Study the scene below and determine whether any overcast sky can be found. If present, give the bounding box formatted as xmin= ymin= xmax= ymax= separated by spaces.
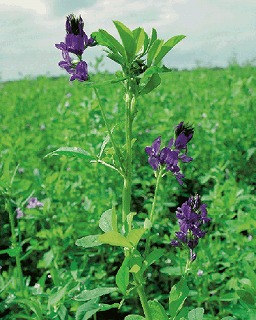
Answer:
xmin=0 ymin=0 xmax=255 ymax=81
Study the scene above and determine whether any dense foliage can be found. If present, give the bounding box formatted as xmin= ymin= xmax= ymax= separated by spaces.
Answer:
xmin=0 ymin=65 xmax=255 ymax=319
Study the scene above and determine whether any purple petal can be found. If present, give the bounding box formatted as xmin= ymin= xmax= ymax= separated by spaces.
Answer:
xmin=179 ymin=154 xmax=193 ymax=163
xmin=175 ymin=133 xmax=188 ymax=150
xmin=148 ymin=156 xmax=160 ymax=170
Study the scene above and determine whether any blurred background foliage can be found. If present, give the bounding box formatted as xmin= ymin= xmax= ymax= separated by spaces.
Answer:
xmin=0 ymin=64 xmax=255 ymax=319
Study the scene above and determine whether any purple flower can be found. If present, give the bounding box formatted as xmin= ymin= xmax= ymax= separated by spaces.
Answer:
xmin=145 ymin=122 xmax=194 ymax=184
xmin=70 ymin=61 xmax=89 ymax=82
xmin=26 ymin=197 xmax=44 ymax=209
xmin=171 ymin=194 xmax=211 ymax=261
xmin=58 ymin=14 xmax=95 ymax=56
xmin=16 ymin=208 xmax=24 ymax=219
xmin=55 ymin=14 xmax=95 ymax=81
xmin=145 ymin=136 xmax=162 ymax=170
xmin=58 ymin=50 xmax=88 ymax=82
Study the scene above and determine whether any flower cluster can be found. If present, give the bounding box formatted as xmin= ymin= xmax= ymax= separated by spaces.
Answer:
xmin=145 ymin=122 xmax=194 ymax=184
xmin=55 ymin=14 xmax=95 ymax=81
xmin=171 ymin=194 xmax=211 ymax=261
xmin=16 ymin=197 xmax=44 ymax=219
xmin=26 ymin=197 xmax=44 ymax=209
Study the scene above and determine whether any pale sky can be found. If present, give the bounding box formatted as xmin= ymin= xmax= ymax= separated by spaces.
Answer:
xmin=0 ymin=0 xmax=255 ymax=81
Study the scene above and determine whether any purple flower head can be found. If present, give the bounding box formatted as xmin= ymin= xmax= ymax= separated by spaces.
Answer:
xmin=145 ymin=122 xmax=194 ymax=184
xmin=16 ymin=208 xmax=24 ymax=219
xmin=55 ymin=14 xmax=95 ymax=81
xmin=26 ymin=197 xmax=44 ymax=209
xmin=171 ymin=194 xmax=211 ymax=261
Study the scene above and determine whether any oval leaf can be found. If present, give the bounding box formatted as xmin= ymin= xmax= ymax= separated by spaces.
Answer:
xmin=148 ymin=300 xmax=169 ymax=320
xmin=188 ymin=307 xmax=204 ymax=320
xmin=74 ymin=287 xmax=117 ymax=302
xmin=127 ymin=228 xmax=145 ymax=247
xmin=98 ymin=231 xmax=133 ymax=248
xmin=113 ymin=21 xmax=136 ymax=62
xmin=99 ymin=209 xmax=113 ymax=233
xmin=75 ymin=235 xmax=102 ymax=248
xmin=154 ymin=35 xmax=186 ymax=65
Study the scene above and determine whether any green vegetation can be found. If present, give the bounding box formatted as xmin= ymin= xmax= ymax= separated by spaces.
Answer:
xmin=0 ymin=65 xmax=255 ymax=319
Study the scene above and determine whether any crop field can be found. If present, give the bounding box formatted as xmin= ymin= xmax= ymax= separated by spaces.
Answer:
xmin=0 ymin=65 xmax=255 ymax=319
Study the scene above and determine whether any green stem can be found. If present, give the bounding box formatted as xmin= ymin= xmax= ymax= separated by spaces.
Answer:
xmin=136 ymin=282 xmax=152 ymax=320
xmin=7 ymin=199 xmax=25 ymax=296
xmin=144 ymin=169 xmax=163 ymax=257
xmin=94 ymin=87 xmax=124 ymax=173
xmin=122 ymin=87 xmax=135 ymax=232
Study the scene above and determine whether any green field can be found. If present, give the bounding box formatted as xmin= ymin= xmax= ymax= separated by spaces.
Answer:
xmin=0 ymin=65 xmax=255 ymax=319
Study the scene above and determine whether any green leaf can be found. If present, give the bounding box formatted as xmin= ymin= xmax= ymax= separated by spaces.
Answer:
xmin=99 ymin=303 xmax=120 ymax=311
xmin=75 ymin=299 xmax=100 ymax=320
xmin=45 ymin=147 xmax=93 ymax=161
xmin=93 ymin=29 xmax=126 ymax=58
xmin=99 ymin=209 xmax=113 ymax=233
xmin=107 ymin=52 xmax=124 ymax=65
xmin=133 ymin=27 xmax=146 ymax=54
xmin=124 ymin=315 xmax=145 ymax=320
xmin=126 ymin=228 xmax=145 ymax=247
xmin=98 ymin=231 xmax=133 ymax=248
xmin=148 ymin=28 xmax=157 ymax=49
xmin=113 ymin=21 xmax=136 ymax=62
xmin=147 ymin=39 xmax=164 ymax=66
xmin=48 ymin=286 xmax=67 ymax=307
xmin=188 ymin=308 xmax=204 ymax=320
xmin=142 ymin=66 xmax=172 ymax=77
xmin=160 ymin=266 xmax=182 ymax=276
xmin=237 ymin=289 xmax=255 ymax=305
xmin=148 ymin=300 xmax=169 ymax=320
xmin=116 ymin=256 xmax=130 ymax=294
xmin=140 ymin=73 xmax=161 ymax=95
xmin=154 ymin=35 xmax=186 ymax=65
xmin=75 ymin=235 xmax=102 ymax=248
xmin=74 ymin=287 xmax=117 ymax=302
xmin=169 ymin=278 xmax=189 ymax=319
xmin=0 ymin=247 xmax=21 ymax=257
xmin=142 ymin=248 xmax=165 ymax=273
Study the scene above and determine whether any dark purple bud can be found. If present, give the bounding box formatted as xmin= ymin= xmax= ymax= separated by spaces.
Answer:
xmin=175 ymin=122 xmax=194 ymax=143
xmin=66 ymin=14 xmax=84 ymax=36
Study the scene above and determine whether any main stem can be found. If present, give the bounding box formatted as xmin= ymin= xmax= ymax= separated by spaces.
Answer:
xmin=122 ymin=84 xmax=135 ymax=232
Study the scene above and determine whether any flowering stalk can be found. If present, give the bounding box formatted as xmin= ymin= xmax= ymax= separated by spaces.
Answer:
xmin=144 ymin=167 xmax=164 ymax=257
